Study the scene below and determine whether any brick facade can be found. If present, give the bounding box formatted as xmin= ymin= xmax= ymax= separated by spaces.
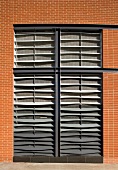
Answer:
xmin=0 ymin=0 xmax=118 ymax=163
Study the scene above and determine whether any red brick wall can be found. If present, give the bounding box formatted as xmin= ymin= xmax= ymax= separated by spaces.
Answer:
xmin=0 ymin=0 xmax=118 ymax=163
xmin=103 ymin=30 xmax=118 ymax=68
xmin=103 ymin=30 xmax=118 ymax=163
xmin=103 ymin=73 xmax=118 ymax=163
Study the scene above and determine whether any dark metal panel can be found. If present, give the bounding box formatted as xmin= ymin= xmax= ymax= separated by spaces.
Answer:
xmin=13 ymin=68 xmax=55 ymax=74
xmin=60 ymin=68 xmax=118 ymax=73
xmin=14 ymin=23 xmax=118 ymax=30
xmin=13 ymin=68 xmax=118 ymax=74
xmin=13 ymin=155 xmax=103 ymax=163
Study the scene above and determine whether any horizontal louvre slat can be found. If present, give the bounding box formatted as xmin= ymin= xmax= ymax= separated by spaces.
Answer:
xmin=61 ymin=124 xmax=100 ymax=128
xmin=15 ymin=60 xmax=54 ymax=62
xmin=61 ymin=132 xmax=101 ymax=137
xmin=14 ymin=133 xmax=53 ymax=137
xmin=61 ymin=141 xmax=101 ymax=145
xmin=61 ymin=113 xmax=100 ymax=116
xmin=61 ymin=96 xmax=100 ymax=98
xmin=15 ymin=40 xmax=54 ymax=42
xmin=61 ymin=52 xmax=100 ymax=55
xmin=61 ymin=39 xmax=100 ymax=41
xmin=61 ymin=146 xmax=101 ymax=149
xmin=61 ymin=90 xmax=101 ymax=93
xmin=14 ymin=113 xmax=53 ymax=116
xmin=60 ymin=149 xmax=101 ymax=154
xmin=14 ymin=108 xmax=54 ymax=111
xmin=14 ymin=96 xmax=54 ymax=99
xmin=61 ymin=118 xmax=100 ymax=122
xmin=14 ymin=141 xmax=53 ymax=145
xmin=15 ymin=46 xmax=54 ymax=49
xmin=14 ymin=153 xmax=53 ymax=156
xmin=14 ymin=118 xmax=53 ymax=123
xmin=15 ymin=53 xmax=54 ymax=56
xmin=14 ymin=83 xmax=54 ymax=87
xmin=61 ymin=59 xmax=100 ymax=61
xmin=14 ymin=128 xmax=53 ymax=132
xmin=61 ymin=76 xmax=100 ymax=79
xmin=14 ymin=102 xmax=54 ymax=106
xmin=14 ymin=146 xmax=53 ymax=150
xmin=61 ymin=108 xmax=100 ymax=112
xmin=61 ymin=46 xmax=100 ymax=48
xmin=61 ymin=129 xmax=100 ymax=132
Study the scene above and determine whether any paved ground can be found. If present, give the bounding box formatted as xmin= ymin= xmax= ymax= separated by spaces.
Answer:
xmin=0 ymin=163 xmax=118 ymax=170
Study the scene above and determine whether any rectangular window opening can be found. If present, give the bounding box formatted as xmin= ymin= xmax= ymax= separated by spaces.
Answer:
xmin=14 ymin=26 xmax=103 ymax=163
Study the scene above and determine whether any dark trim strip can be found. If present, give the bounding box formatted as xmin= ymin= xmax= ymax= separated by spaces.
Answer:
xmin=55 ymin=72 xmax=60 ymax=157
xmin=13 ymin=68 xmax=118 ymax=74
xmin=13 ymin=68 xmax=55 ymax=74
xmin=14 ymin=24 xmax=118 ymax=30
xmin=55 ymin=29 xmax=60 ymax=68
xmin=55 ymin=29 xmax=60 ymax=157
xmin=13 ymin=156 xmax=103 ymax=163
xmin=60 ymin=68 xmax=118 ymax=73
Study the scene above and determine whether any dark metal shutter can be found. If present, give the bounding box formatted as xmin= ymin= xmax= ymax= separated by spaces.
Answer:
xmin=60 ymin=31 xmax=101 ymax=67
xmin=14 ymin=27 xmax=102 ymax=160
xmin=60 ymin=31 xmax=102 ymax=156
xmin=60 ymin=74 xmax=102 ymax=156
xmin=14 ymin=30 xmax=55 ymax=68
xmin=14 ymin=30 xmax=55 ymax=156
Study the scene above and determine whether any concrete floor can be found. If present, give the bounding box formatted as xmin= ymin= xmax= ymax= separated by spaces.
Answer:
xmin=0 ymin=163 xmax=118 ymax=170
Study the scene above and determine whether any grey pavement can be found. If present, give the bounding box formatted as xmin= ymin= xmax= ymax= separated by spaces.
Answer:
xmin=0 ymin=163 xmax=118 ymax=170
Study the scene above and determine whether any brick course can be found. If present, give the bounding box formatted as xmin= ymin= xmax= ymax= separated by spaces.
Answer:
xmin=0 ymin=0 xmax=118 ymax=163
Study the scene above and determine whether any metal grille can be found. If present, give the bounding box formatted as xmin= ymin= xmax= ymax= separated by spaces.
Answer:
xmin=14 ymin=74 xmax=55 ymax=156
xmin=14 ymin=30 xmax=55 ymax=156
xmin=14 ymin=27 xmax=102 ymax=160
xmin=60 ymin=31 xmax=101 ymax=67
xmin=14 ymin=30 xmax=55 ymax=68
xmin=60 ymin=74 xmax=102 ymax=156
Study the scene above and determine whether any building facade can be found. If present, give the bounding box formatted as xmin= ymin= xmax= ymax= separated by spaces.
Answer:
xmin=0 ymin=0 xmax=118 ymax=163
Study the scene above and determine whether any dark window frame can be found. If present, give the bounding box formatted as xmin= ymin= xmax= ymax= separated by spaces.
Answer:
xmin=13 ymin=25 xmax=107 ymax=162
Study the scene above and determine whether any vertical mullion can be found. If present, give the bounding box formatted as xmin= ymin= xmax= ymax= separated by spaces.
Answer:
xmin=100 ymin=30 xmax=102 ymax=68
xmin=80 ymin=32 xmax=82 ymax=67
xmin=34 ymin=30 xmax=36 ymax=68
xmin=14 ymin=32 xmax=17 ymax=68
xmin=55 ymin=29 xmax=60 ymax=157
xmin=55 ymin=29 xmax=60 ymax=68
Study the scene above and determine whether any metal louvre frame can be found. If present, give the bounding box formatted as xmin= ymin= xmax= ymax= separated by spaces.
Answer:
xmin=14 ymin=30 xmax=55 ymax=68
xmin=14 ymin=27 xmax=103 ymax=162
xmin=60 ymin=30 xmax=101 ymax=68
xmin=14 ymin=29 xmax=56 ymax=156
xmin=14 ymin=74 xmax=55 ymax=156
xmin=60 ymin=74 xmax=102 ymax=156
